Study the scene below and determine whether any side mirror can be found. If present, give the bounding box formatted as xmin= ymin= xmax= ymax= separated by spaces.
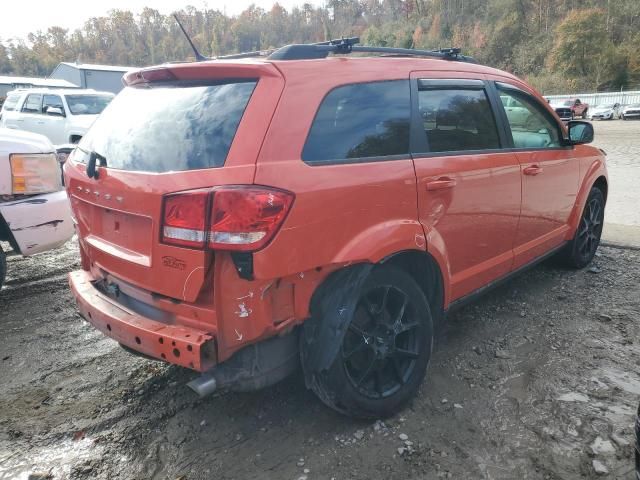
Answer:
xmin=45 ymin=106 xmax=65 ymax=117
xmin=567 ymin=120 xmax=594 ymax=145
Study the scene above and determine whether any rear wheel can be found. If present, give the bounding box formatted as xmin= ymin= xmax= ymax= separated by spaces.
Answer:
xmin=0 ymin=247 xmax=6 ymax=290
xmin=559 ymin=187 xmax=605 ymax=268
xmin=582 ymin=109 xmax=588 ymax=119
xmin=305 ymin=265 xmax=433 ymax=418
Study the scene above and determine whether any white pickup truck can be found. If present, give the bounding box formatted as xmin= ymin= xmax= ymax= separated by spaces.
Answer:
xmin=0 ymin=128 xmax=74 ymax=289
xmin=0 ymin=88 xmax=114 ymax=144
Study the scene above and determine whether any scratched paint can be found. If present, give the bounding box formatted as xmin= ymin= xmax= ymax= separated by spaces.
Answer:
xmin=236 ymin=303 xmax=252 ymax=318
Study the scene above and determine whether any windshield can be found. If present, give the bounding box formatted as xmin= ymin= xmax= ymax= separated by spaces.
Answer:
xmin=78 ymin=81 xmax=257 ymax=173
xmin=599 ymin=104 xmax=615 ymax=109
xmin=65 ymin=94 xmax=114 ymax=115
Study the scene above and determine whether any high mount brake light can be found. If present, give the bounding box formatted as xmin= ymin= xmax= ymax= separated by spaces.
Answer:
xmin=161 ymin=186 xmax=294 ymax=252
xmin=125 ymin=68 xmax=178 ymax=86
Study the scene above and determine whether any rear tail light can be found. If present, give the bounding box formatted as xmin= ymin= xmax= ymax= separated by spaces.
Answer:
xmin=161 ymin=186 xmax=294 ymax=252
xmin=162 ymin=190 xmax=209 ymax=248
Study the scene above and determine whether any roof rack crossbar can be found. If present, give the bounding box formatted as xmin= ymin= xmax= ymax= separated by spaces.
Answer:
xmin=216 ymin=37 xmax=361 ymax=61
xmin=266 ymin=39 xmax=477 ymax=63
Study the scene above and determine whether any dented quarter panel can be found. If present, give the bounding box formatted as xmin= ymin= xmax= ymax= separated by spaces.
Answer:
xmin=0 ymin=190 xmax=74 ymax=255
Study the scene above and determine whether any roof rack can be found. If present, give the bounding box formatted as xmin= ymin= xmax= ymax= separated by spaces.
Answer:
xmin=267 ymin=37 xmax=477 ymax=63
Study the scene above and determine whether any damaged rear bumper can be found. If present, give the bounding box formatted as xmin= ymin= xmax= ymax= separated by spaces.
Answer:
xmin=69 ymin=270 xmax=216 ymax=371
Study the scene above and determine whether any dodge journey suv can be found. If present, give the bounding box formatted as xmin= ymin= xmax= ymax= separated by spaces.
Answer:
xmin=64 ymin=40 xmax=607 ymax=418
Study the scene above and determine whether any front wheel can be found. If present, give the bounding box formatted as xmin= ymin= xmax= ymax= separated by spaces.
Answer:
xmin=558 ymin=187 xmax=605 ymax=268
xmin=304 ymin=265 xmax=433 ymax=418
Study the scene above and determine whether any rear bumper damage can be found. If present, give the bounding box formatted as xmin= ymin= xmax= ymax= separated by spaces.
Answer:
xmin=69 ymin=269 xmax=216 ymax=371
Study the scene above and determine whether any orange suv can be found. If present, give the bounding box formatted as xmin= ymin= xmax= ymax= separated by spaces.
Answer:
xmin=64 ymin=40 xmax=607 ymax=418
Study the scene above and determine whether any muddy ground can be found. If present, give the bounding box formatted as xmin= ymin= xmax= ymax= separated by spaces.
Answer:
xmin=1 ymin=123 xmax=640 ymax=480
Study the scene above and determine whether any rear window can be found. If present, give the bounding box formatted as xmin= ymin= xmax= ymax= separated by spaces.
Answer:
xmin=2 ymin=94 xmax=20 ymax=111
xmin=78 ymin=81 xmax=256 ymax=172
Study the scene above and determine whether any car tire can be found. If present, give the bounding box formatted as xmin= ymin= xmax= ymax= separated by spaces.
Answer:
xmin=582 ymin=109 xmax=588 ymax=119
xmin=0 ymin=247 xmax=6 ymax=290
xmin=304 ymin=265 xmax=433 ymax=418
xmin=558 ymin=187 xmax=605 ymax=269
xmin=622 ymin=115 xmax=627 ymax=121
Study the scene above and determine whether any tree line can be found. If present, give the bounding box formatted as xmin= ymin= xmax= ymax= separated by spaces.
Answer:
xmin=1 ymin=0 xmax=639 ymax=94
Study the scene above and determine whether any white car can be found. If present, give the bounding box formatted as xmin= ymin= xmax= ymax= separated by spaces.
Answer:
xmin=621 ymin=103 xmax=640 ymax=120
xmin=0 ymin=88 xmax=114 ymax=144
xmin=589 ymin=103 xmax=621 ymax=120
xmin=0 ymin=128 xmax=74 ymax=289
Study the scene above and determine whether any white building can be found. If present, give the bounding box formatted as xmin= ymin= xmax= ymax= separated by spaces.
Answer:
xmin=49 ymin=62 xmax=134 ymax=94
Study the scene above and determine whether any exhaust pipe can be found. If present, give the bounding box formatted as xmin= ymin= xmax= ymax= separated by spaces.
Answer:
xmin=187 ymin=374 xmax=217 ymax=397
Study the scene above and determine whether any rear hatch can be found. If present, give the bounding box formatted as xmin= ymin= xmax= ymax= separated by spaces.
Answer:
xmin=64 ymin=61 xmax=284 ymax=302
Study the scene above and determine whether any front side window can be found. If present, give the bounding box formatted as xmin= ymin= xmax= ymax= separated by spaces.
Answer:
xmin=65 ymin=94 xmax=114 ymax=115
xmin=22 ymin=94 xmax=42 ymax=113
xmin=43 ymin=95 xmax=64 ymax=113
xmin=302 ymin=80 xmax=410 ymax=164
xmin=497 ymin=86 xmax=562 ymax=149
xmin=418 ymin=86 xmax=500 ymax=153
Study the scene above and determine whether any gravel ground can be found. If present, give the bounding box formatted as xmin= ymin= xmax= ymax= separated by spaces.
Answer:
xmin=1 ymin=123 xmax=640 ymax=480
xmin=592 ymin=120 xmax=640 ymax=246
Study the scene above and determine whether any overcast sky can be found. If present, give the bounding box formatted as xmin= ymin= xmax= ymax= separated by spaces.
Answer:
xmin=1 ymin=0 xmax=321 ymax=41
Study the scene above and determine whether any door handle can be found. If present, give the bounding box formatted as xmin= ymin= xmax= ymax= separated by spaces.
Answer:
xmin=426 ymin=177 xmax=457 ymax=191
xmin=523 ymin=165 xmax=543 ymax=176
xmin=37 ymin=121 xmax=45 ymax=124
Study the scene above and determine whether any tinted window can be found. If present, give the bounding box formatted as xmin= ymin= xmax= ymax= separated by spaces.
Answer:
xmin=2 ymin=94 xmax=20 ymax=111
xmin=78 ymin=82 xmax=256 ymax=172
xmin=497 ymin=86 xmax=561 ymax=149
xmin=43 ymin=95 xmax=63 ymax=113
xmin=418 ymin=87 xmax=500 ymax=153
xmin=22 ymin=94 xmax=42 ymax=113
xmin=65 ymin=94 xmax=113 ymax=115
xmin=302 ymin=80 xmax=410 ymax=163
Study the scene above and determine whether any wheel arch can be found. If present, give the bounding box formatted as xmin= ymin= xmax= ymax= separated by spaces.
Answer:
xmin=380 ymin=249 xmax=445 ymax=325
xmin=0 ymin=212 xmax=20 ymax=254
xmin=593 ymin=175 xmax=608 ymax=202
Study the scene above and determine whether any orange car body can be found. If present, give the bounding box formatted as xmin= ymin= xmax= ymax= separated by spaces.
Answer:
xmin=64 ymin=56 xmax=607 ymax=374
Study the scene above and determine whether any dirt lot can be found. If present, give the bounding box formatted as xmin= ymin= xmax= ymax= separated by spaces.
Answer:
xmin=1 ymin=123 xmax=640 ymax=480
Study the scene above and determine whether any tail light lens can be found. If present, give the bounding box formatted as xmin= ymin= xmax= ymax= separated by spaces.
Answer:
xmin=162 ymin=190 xmax=209 ymax=248
xmin=161 ymin=186 xmax=294 ymax=252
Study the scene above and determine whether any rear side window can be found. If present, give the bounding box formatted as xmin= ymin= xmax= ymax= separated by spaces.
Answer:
xmin=2 ymin=94 xmax=20 ymax=111
xmin=78 ymin=81 xmax=256 ymax=173
xmin=302 ymin=80 xmax=410 ymax=164
xmin=22 ymin=94 xmax=42 ymax=113
xmin=418 ymin=87 xmax=500 ymax=153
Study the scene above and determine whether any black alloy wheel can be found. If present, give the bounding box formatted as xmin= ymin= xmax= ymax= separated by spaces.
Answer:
xmin=558 ymin=187 xmax=605 ymax=268
xmin=342 ymin=285 xmax=422 ymax=399
xmin=304 ymin=265 xmax=433 ymax=418
xmin=576 ymin=194 xmax=604 ymax=263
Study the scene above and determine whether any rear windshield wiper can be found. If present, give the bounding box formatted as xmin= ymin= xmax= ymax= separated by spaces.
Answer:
xmin=86 ymin=150 xmax=107 ymax=179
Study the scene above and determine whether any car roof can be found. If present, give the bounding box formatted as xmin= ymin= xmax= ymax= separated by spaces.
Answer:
xmin=131 ymin=56 xmax=523 ymax=86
